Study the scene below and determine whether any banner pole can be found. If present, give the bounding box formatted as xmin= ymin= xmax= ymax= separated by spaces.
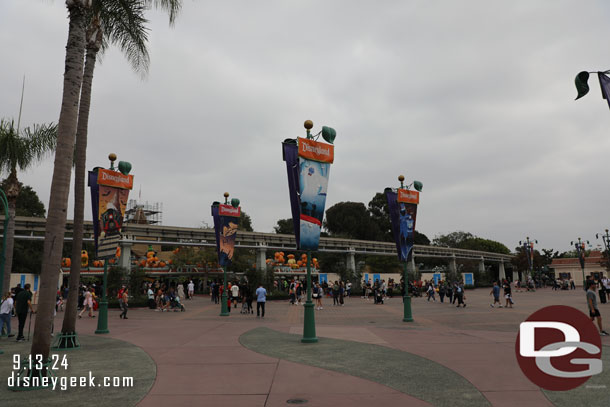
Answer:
xmin=403 ymin=260 xmax=413 ymax=322
xmin=220 ymin=266 xmax=229 ymax=316
xmin=95 ymin=261 xmax=110 ymax=334
xmin=301 ymin=251 xmax=317 ymax=343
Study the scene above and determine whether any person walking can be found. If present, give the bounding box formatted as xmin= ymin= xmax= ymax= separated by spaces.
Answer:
xmin=587 ymin=281 xmax=609 ymax=336
xmin=490 ymin=281 xmax=502 ymax=308
xmin=0 ymin=291 xmax=15 ymax=338
xmin=255 ymin=283 xmax=267 ymax=318
xmin=177 ymin=282 xmax=185 ymax=303
xmin=333 ymin=281 xmax=340 ymax=306
xmin=187 ymin=280 xmax=195 ymax=299
xmin=231 ymin=282 xmax=240 ymax=310
xmin=452 ymin=283 xmax=458 ymax=304
xmin=313 ymin=283 xmax=323 ymax=310
xmin=438 ymin=283 xmax=446 ymax=303
xmin=445 ymin=283 xmax=453 ymax=304
xmin=503 ymin=280 xmax=513 ymax=308
xmin=78 ymin=286 xmax=95 ymax=318
xmin=427 ymin=283 xmax=436 ymax=302
xmin=455 ymin=283 xmax=466 ymax=308
xmin=119 ymin=288 xmax=129 ymax=319
xmin=15 ymin=284 xmax=34 ymax=342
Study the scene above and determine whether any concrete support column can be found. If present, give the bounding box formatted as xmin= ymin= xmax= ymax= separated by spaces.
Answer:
xmin=449 ymin=254 xmax=457 ymax=274
xmin=478 ymin=257 xmax=485 ymax=274
xmin=513 ymin=271 xmax=520 ymax=282
xmin=119 ymin=241 xmax=132 ymax=271
xmin=499 ymin=261 xmax=506 ymax=281
xmin=346 ymin=248 xmax=356 ymax=277
xmin=256 ymin=244 xmax=267 ymax=274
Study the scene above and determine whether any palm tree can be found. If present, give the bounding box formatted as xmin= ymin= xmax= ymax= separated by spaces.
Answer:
xmin=0 ymin=119 xmax=57 ymax=293
xmin=58 ymin=0 xmax=182 ymax=345
xmin=30 ymin=0 xmax=91 ymax=364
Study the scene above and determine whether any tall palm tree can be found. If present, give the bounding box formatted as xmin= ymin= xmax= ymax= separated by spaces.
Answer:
xmin=0 ymin=119 xmax=57 ymax=293
xmin=30 ymin=0 xmax=91 ymax=363
xmin=59 ymin=0 xmax=181 ymax=344
xmin=60 ymin=1 xmax=149 ymax=346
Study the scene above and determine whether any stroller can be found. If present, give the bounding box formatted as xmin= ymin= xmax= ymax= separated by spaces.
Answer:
xmin=169 ymin=295 xmax=185 ymax=312
xmin=375 ymin=288 xmax=384 ymax=304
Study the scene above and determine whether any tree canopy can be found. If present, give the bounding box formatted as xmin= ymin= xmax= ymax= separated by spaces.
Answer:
xmin=433 ymin=231 xmax=510 ymax=254
xmin=273 ymin=218 xmax=294 ymax=235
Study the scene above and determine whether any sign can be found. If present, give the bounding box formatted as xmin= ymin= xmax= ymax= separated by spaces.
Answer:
xmin=433 ymin=273 xmax=441 ymax=285
xmin=283 ymin=137 xmax=334 ymax=251
xmin=398 ymin=189 xmax=419 ymax=204
xmin=298 ymin=137 xmax=334 ymax=163
xmin=463 ymin=273 xmax=474 ymax=286
xmin=386 ymin=189 xmax=418 ymax=262
xmin=516 ymin=305 xmax=602 ymax=391
xmin=97 ymin=168 xmax=134 ymax=189
xmin=89 ymin=169 xmax=133 ymax=259
xmin=212 ymin=204 xmax=240 ymax=267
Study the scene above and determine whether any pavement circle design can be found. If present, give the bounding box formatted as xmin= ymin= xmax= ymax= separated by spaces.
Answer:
xmin=240 ymin=326 xmax=490 ymax=407
xmin=0 ymin=334 xmax=156 ymax=406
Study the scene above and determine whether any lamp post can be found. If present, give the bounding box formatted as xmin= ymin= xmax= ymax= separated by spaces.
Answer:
xmin=519 ymin=237 xmax=537 ymax=286
xmin=396 ymin=175 xmax=423 ymax=322
xmin=572 ymin=237 xmax=590 ymax=289
xmin=219 ymin=192 xmax=230 ymax=317
xmin=0 ymin=188 xmax=8 ymax=354
xmin=91 ymin=153 xmax=133 ymax=334
xmin=596 ymin=230 xmax=610 ymax=275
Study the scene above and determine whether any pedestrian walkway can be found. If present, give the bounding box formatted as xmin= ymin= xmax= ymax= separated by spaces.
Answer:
xmin=0 ymin=288 xmax=608 ymax=406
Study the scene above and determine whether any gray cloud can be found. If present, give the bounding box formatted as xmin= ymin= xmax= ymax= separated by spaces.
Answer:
xmin=2 ymin=0 xmax=610 ymax=253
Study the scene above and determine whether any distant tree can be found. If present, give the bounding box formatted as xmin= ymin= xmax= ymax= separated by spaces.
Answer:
xmin=0 ymin=181 xmax=46 ymax=275
xmin=239 ymin=210 xmax=253 ymax=232
xmin=459 ymin=237 xmax=510 ymax=254
xmin=273 ymin=218 xmax=294 ymax=235
xmin=414 ymin=231 xmax=431 ymax=245
xmin=368 ymin=192 xmax=392 ymax=241
xmin=324 ymin=201 xmax=381 ymax=240
xmin=432 ymin=231 xmax=475 ymax=248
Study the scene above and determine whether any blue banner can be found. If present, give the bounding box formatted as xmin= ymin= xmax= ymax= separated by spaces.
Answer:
xmin=386 ymin=188 xmax=418 ymax=262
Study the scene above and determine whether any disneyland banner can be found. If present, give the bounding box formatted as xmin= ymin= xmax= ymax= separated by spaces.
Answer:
xmin=282 ymin=138 xmax=333 ymax=251
xmin=386 ymin=188 xmax=418 ymax=262
xmin=212 ymin=203 xmax=240 ymax=267
xmin=88 ymin=169 xmax=133 ymax=259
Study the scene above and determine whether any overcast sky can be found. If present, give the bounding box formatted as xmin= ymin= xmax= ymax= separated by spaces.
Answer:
xmin=2 ymin=1 xmax=610 ymax=253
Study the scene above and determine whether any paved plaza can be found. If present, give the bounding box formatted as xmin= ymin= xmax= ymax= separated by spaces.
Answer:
xmin=0 ymin=287 xmax=609 ymax=407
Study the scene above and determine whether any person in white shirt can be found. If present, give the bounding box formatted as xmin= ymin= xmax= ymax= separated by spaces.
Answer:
xmin=231 ymin=283 xmax=240 ymax=309
xmin=0 ymin=291 xmax=15 ymax=337
xmin=187 ymin=281 xmax=195 ymax=299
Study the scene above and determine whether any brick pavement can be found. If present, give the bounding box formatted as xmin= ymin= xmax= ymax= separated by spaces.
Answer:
xmin=41 ymin=287 xmax=610 ymax=406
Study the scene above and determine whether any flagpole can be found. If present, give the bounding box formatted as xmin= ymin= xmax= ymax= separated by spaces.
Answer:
xmin=301 ymin=251 xmax=317 ymax=343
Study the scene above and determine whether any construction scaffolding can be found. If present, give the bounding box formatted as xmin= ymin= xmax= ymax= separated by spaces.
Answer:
xmin=124 ymin=200 xmax=163 ymax=225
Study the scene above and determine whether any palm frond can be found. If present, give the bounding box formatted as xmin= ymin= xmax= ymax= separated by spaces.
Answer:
xmin=97 ymin=0 xmax=151 ymax=75
xmin=22 ymin=123 xmax=58 ymax=162
xmin=150 ymin=0 xmax=181 ymax=26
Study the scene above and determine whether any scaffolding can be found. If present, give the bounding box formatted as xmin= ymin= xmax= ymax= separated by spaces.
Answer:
xmin=124 ymin=200 xmax=163 ymax=225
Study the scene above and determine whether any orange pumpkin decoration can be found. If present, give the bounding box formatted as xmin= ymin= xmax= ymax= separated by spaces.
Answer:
xmin=81 ymin=250 xmax=88 ymax=267
xmin=159 ymin=261 xmax=166 ymax=267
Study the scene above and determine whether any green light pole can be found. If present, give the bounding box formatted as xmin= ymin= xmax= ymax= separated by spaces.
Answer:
xmin=397 ymin=175 xmax=420 ymax=323
xmin=95 ymin=153 xmax=132 ymax=334
xmin=219 ymin=192 xmax=230 ymax=317
xmin=301 ymin=249 xmax=317 ymax=343
xmin=571 ymin=237 xmax=589 ymax=289
xmin=519 ymin=237 xmax=537 ymax=286
xmin=0 ymin=188 xmax=9 ymax=354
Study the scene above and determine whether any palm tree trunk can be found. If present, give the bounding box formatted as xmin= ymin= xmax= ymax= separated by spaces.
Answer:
xmin=2 ymin=168 xmax=19 ymax=293
xmin=31 ymin=1 xmax=89 ymax=361
xmin=62 ymin=20 xmax=100 ymax=339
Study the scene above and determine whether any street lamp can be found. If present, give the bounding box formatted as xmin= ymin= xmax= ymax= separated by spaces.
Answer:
xmin=385 ymin=174 xmax=423 ymax=322
xmin=571 ymin=237 xmax=589 ymax=289
xmin=282 ymin=120 xmax=336 ymax=343
xmin=211 ymin=192 xmax=241 ymax=317
xmin=89 ymin=153 xmax=134 ymax=335
xmin=519 ymin=237 xmax=537 ymax=287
